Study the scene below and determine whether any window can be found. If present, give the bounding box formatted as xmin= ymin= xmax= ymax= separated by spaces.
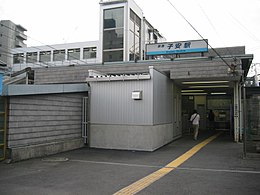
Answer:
xmin=103 ymin=7 xmax=124 ymax=62
xmin=103 ymin=50 xmax=123 ymax=62
xmin=26 ymin=52 xmax=37 ymax=63
xmin=83 ymin=47 xmax=96 ymax=59
xmin=104 ymin=7 xmax=124 ymax=29
xmin=103 ymin=29 xmax=124 ymax=50
xmin=53 ymin=49 xmax=65 ymax=61
xmin=13 ymin=53 xmax=24 ymax=64
xmin=39 ymin=51 xmax=51 ymax=62
xmin=68 ymin=48 xmax=80 ymax=60
xmin=129 ymin=9 xmax=141 ymax=61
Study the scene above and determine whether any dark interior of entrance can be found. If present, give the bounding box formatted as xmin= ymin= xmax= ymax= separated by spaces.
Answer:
xmin=182 ymin=95 xmax=232 ymax=133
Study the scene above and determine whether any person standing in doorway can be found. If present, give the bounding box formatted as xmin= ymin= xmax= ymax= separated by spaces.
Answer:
xmin=190 ymin=110 xmax=200 ymax=140
xmin=208 ymin=109 xmax=215 ymax=131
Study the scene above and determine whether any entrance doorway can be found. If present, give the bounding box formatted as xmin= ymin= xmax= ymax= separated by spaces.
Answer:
xmin=181 ymin=95 xmax=232 ymax=134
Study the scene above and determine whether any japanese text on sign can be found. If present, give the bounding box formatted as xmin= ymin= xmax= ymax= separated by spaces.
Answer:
xmin=146 ymin=39 xmax=208 ymax=56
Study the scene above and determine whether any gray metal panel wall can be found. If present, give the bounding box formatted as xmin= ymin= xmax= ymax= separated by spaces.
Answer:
xmin=8 ymin=93 xmax=86 ymax=147
xmin=152 ymin=69 xmax=173 ymax=124
xmin=90 ymin=80 xmax=153 ymax=125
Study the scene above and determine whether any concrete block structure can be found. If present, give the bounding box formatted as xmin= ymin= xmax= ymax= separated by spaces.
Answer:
xmin=3 ymin=85 xmax=88 ymax=161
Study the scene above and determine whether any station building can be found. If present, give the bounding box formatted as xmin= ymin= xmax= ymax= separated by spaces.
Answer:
xmin=0 ymin=0 xmax=256 ymax=161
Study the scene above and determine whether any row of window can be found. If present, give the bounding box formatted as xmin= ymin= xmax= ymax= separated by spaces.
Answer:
xmin=13 ymin=47 xmax=97 ymax=64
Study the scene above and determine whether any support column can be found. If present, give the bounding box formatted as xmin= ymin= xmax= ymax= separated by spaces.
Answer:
xmin=233 ymin=81 xmax=239 ymax=142
xmin=239 ymin=83 xmax=243 ymax=141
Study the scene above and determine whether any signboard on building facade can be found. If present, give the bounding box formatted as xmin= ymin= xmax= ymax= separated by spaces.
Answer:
xmin=146 ymin=39 xmax=208 ymax=56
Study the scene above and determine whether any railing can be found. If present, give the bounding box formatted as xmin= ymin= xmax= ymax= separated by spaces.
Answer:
xmin=3 ymin=67 xmax=34 ymax=85
xmin=82 ymin=97 xmax=89 ymax=144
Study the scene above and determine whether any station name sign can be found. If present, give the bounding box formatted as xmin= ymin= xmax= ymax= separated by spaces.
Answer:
xmin=146 ymin=39 xmax=208 ymax=56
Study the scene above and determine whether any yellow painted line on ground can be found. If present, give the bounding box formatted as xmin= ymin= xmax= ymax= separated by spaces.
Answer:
xmin=113 ymin=132 xmax=222 ymax=195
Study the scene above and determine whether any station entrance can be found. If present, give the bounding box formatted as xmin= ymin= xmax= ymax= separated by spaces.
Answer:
xmin=177 ymin=79 xmax=239 ymax=141
xmin=182 ymin=95 xmax=232 ymax=133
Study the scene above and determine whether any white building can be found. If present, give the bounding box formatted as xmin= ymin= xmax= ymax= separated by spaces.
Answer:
xmin=0 ymin=20 xmax=27 ymax=67
xmin=11 ymin=0 xmax=165 ymax=72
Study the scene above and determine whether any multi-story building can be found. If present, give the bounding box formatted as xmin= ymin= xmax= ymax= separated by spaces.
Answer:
xmin=0 ymin=20 xmax=27 ymax=67
xmin=11 ymin=0 xmax=164 ymax=72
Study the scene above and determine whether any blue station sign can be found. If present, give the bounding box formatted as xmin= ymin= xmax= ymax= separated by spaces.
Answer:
xmin=146 ymin=39 xmax=208 ymax=56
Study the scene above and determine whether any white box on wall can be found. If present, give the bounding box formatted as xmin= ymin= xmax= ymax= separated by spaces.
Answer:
xmin=132 ymin=91 xmax=142 ymax=100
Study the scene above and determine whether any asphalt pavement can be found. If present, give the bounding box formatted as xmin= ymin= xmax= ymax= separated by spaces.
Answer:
xmin=0 ymin=131 xmax=259 ymax=195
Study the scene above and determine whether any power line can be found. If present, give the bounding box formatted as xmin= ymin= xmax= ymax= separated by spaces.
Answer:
xmin=198 ymin=4 xmax=235 ymax=60
xmin=227 ymin=12 xmax=260 ymax=43
xmin=166 ymin=0 xmax=234 ymax=70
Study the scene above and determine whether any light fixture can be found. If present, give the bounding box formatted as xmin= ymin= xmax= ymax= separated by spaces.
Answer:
xmin=210 ymin=92 xmax=227 ymax=95
xmin=181 ymin=90 xmax=204 ymax=92
xmin=182 ymin=81 xmax=229 ymax=85
xmin=188 ymin=85 xmax=229 ymax=88
xmin=181 ymin=93 xmax=208 ymax=95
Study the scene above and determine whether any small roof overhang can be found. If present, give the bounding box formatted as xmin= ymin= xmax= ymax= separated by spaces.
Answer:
xmin=2 ymin=84 xmax=89 ymax=96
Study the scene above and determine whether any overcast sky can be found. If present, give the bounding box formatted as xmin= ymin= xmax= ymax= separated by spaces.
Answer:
xmin=1 ymin=0 xmax=259 ymax=74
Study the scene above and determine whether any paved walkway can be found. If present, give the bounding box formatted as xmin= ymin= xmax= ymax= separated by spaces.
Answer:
xmin=0 ymin=131 xmax=259 ymax=195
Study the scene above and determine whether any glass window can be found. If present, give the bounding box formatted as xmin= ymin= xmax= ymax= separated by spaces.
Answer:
xmin=135 ymin=35 xmax=140 ymax=54
xmin=13 ymin=53 xmax=24 ymax=64
xmin=103 ymin=29 xmax=124 ymax=50
xmin=103 ymin=50 xmax=123 ymax=62
xmin=135 ymin=24 xmax=140 ymax=36
xmin=26 ymin=52 xmax=37 ymax=63
xmin=129 ymin=31 xmax=135 ymax=53
xmin=135 ymin=15 xmax=141 ymax=27
xmin=39 ymin=51 xmax=51 ymax=62
xmin=83 ymin=47 xmax=97 ymax=59
xmin=129 ymin=9 xmax=141 ymax=61
xmin=129 ymin=19 xmax=135 ymax=32
xmin=53 ymin=49 xmax=65 ymax=61
xmin=130 ymin=9 xmax=141 ymax=29
xmin=103 ymin=7 xmax=124 ymax=62
xmin=104 ymin=7 xmax=124 ymax=29
xmin=68 ymin=48 xmax=80 ymax=60
xmin=130 ymin=9 xmax=135 ymax=21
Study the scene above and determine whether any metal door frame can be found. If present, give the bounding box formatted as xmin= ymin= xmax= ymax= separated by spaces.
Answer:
xmin=0 ymin=97 xmax=7 ymax=161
